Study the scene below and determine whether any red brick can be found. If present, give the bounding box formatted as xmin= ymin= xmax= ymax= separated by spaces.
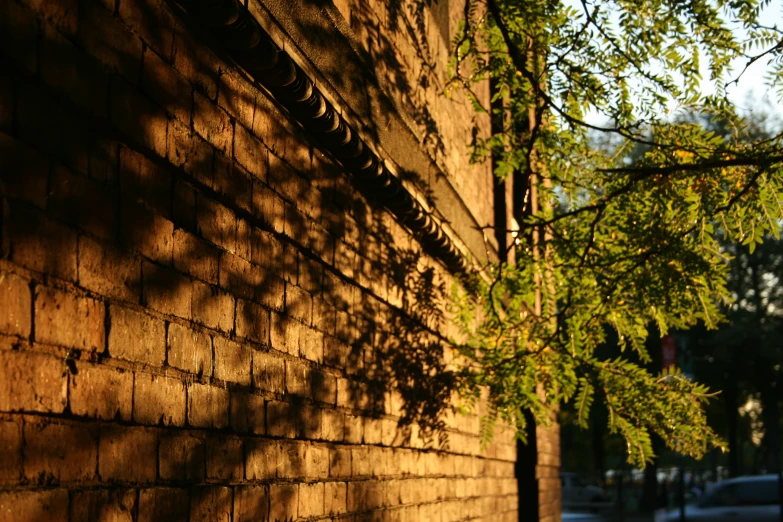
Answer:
xmin=172 ymin=29 xmax=219 ymax=100
xmin=329 ymin=447 xmax=351 ymax=478
xmin=283 ymin=202 xmax=309 ymax=246
xmin=266 ymin=400 xmax=296 ymax=438
xmin=70 ymin=361 xmax=133 ymax=421
xmin=214 ymin=155 xmax=252 ymax=213
xmin=251 ymin=182 xmax=284 ymax=234
xmin=0 ymin=349 xmax=66 ymax=413
xmin=325 ymin=481 xmax=347 ymax=516
xmin=23 ymin=419 xmax=97 ymax=483
xmin=159 ymin=432 xmax=205 ymax=481
xmin=313 ymin=299 xmax=337 ymax=336
xmin=206 ymin=435 xmax=243 ymax=481
xmin=193 ymin=92 xmax=233 ymax=156
xmin=121 ymin=200 xmax=174 ymax=264
xmin=41 ymin=25 xmax=108 ymax=118
xmin=322 ymin=410 xmax=344 ymax=442
xmin=143 ymin=262 xmax=192 ymax=320
xmin=167 ymin=119 xmax=214 ymax=187
xmin=299 ymin=482 xmax=325 ymax=518
xmin=16 ymin=79 xmax=89 ymax=173
xmin=118 ymin=0 xmax=174 ymax=58
xmin=98 ymin=425 xmax=157 ymax=483
xmin=0 ymin=271 xmax=31 ymax=338
xmin=7 ymin=202 xmax=77 ymax=281
xmin=236 ymin=298 xmax=270 ymax=345
xmin=78 ymin=236 xmax=141 ymax=303
xmin=298 ymin=256 xmax=323 ymax=295
xmin=138 ymin=488 xmax=189 ymax=522
xmin=348 ymin=480 xmax=385 ymax=511
xmin=167 ymin=322 xmax=212 ymax=377
xmin=301 ymin=326 xmax=324 ymax=363
xmin=257 ymin=267 xmax=285 ymax=311
xmin=191 ymin=280 xmax=234 ymax=332
xmin=172 ymin=179 xmax=196 ymax=228
xmin=364 ymin=418 xmax=383 ymax=445
xmin=0 ymin=133 xmax=49 ymax=208
xmin=245 ymin=439 xmax=279 ymax=480
xmin=269 ymin=484 xmax=298 ymax=522
xmin=250 ymin=228 xmax=282 ymax=269
xmin=197 ymin=196 xmax=236 ymax=252
xmin=49 ymin=164 xmax=116 ymax=239
xmin=252 ymin=350 xmax=285 ymax=393
xmin=133 ymin=372 xmax=186 ymax=426
xmin=313 ymin=373 xmax=337 ymax=408
xmin=78 ymin=2 xmax=143 ymax=84
xmin=270 ymin=312 xmax=299 ymax=356
xmin=324 ymin=336 xmax=350 ymax=368
xmin=219 ymin=70 xmax=255 ymax=129
xmin=296 ymin=403 xmax=322 ymax=440
xmin=213 ymin=336 xmax=251 ymax=385
xmin=305 ymin=444 xmax=330 ymax=479
xmin=110 ymin=76 xmax=168 ymax=158
xmin=0 ymin=420 xmax=21 ymax=483
xmin=229 ymin=391 xmax=265 ymax=435
xmin=0 ymin=490 xmax=68 ymax=522
xmin=88 ymin=137 xmax=120 ymax=184
xmin=119 ymin=146 xmax=172 ymax=217
xmin=174 ymin=229 xmax=220 ymax=283
xmin=190 ymin=486 xmax=231 ymax=522
xmin=219 ymin=251 xmax=258 ymax=300
xmin=0 ymin=0 xmax=38 ymax=74
xmin=236 ymin=216 xmax=252 ymax=258
xmin=286 ymin=284 xmax=312 ymax=325
xmin=285 ymin=359 xmax=312 ymax=398
xmin=34 ymin=286 xmax=104 ymax=351
xmin=108 ymin=304 xmax=166 ymax=365
xmin=234 ymin=123 xmax=266 ymax=181
xmin=188 ymin=383 xmax=229 ymax=428
xmin=62 ymin=485 xmax=127 ymax=520
xmin=234 ymin=485 xmax=268 ymax=522
xmin=344 ymin=415 xmax=363 ymax=445
xmin=143 ymin=48 xmax=192 ymax=123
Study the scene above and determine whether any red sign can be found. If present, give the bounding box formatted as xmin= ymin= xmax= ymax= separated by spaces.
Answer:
xmin=662 ymin=334 xmax=677 ymax=370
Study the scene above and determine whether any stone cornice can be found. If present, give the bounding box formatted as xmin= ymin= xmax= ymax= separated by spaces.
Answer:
xmin=172 ymin=0 xmax=483 ymax=274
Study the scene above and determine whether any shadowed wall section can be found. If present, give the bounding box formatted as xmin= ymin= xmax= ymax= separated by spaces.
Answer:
xmin=0 ymin=0 xmax=557 ymax=520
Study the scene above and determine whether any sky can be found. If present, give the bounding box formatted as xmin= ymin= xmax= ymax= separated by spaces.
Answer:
xmin=562 ymin=0 xmax=783 ymax=123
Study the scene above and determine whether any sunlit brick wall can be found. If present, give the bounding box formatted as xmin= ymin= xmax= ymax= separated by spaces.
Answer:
xmin=0 ymin=0 xmax=521 ymax=520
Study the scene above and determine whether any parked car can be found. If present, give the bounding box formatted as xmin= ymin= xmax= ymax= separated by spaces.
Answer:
xmin=562 ymin=512 xmax=606 ymax=521
xmin=663 ymin=474 xmax=781 ymax=521
xmin=561 ymin=473 xmax=610 ymax=508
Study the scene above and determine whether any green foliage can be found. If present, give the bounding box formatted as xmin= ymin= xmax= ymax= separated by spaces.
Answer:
xmin=447 ymin=0 xmax=783 ymax=467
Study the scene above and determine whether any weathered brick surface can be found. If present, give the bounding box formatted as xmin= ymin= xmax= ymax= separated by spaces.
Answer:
xmin=23 ymin=419 xmax=97 ymax=483
xmin=35 ymin=286 xmax=104 ymax=351
xmin=0 ymin=271 xmax=31 ymax=337
xmin=0 ymin=490 xmax=69 ymax=522
xmin=109 ymin=305 xmax=166 ymax=365
xmin=0 ymin=349 xmax=66 ymax=413
xmin=168 ymin=322 xmax=212 ymax=376
xmin=99 ymin=425 xmax=157 ymax=483
xmin=159 ymin=431 xmax=205 ymax=481
xmin=133 ymin=372 xmax=187 ymax=426
xmin=0 ymin=0 xmax=532 ymax=518
xmin=70 ymin=362 xmax=133 ymax=421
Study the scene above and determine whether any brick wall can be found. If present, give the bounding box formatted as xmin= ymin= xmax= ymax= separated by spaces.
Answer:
xmin=0 ymin=0 xmax=526 ymax=520
xmin=334 ymin=0 xmax=496 ymax=238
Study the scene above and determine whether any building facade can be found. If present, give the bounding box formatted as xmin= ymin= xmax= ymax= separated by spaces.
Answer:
xmin=0 ymin=0 xmax=558 ymax=519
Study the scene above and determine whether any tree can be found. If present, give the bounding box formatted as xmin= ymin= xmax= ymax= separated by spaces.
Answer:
xmin=446 ymin=0 xmax=783 ymax=466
